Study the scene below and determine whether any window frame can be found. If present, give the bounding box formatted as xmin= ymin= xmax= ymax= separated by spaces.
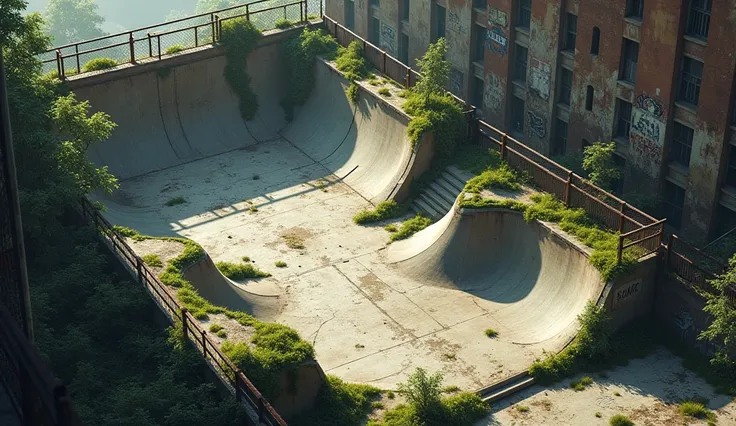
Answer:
xmin=552 ymin=119 xmax=568 ymax=156
xmin=620 ymin=38 xmax=639 ymax=83
xmin=345 ymin=0 xmax=355 ymax=30
xmin=678 ymin=56 xmax=704 ymax=105
xmin=510 ymin=96 xmax=526 ymax=134
xmin=626 ymin=0 xmax=644 ymax=18
xmin=474 ymin=25 xmax=486 ymax=63
xmin=669 ymin=122 xmax=695 ymax=167
xmin=686 ymin=0 xmax=712 ymax=40
xmin=513 ymin=44 xmax=528 ymax=83
xmin=591 ymin=27 xmax=600 ymax=55
xmin=558 ymin=67 xmax=573 ymax=106
xmin=434 ymin=3 xmax=446 ymax=41
xmin=615 ymin=99 xmax=633 ymax=139
xmin=585 ymin=85 xmax=594 ymax=111
xmin=563 ymin=13 xmax=577 ymax=51
xmin=664 ymin=181 xmax=686 ymax=229
xmin=516 ymin=0 xmax=532 ymax=29
xmin=472 ymin=76 xmax=484 ymax=109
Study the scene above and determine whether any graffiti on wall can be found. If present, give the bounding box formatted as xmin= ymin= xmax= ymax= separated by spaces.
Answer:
xmin=483 ymin=73 xmax=504 ymax=113
xmin=529 ymin=57 xmax=551 ymax=100
xmin=380 ymin=23 xmax=396 ymax=56
xmin=634 ymin=93 xmax=666 ymax=119
xmin=527 ymin=111 xmax=547 ymax=139
xmin=487 ymin=6 xmax=508 ymax=27
xmin=448 ymin=11 xmax=467 ymax=35
xmin=450 ymin=68 xmax=464 ymax=97
xmin=674 ymin=310 xmax=695 ymax=341
xmin=486 ymin=26 xmax=508 ymax=56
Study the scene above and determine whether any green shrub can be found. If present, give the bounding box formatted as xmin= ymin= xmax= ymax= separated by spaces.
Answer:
xmin=453 ymin=146 xmax=502 ymax=175
xmin=209 ymin=323 xmax=224 ymax=333
xmin=280 ymin=28 xmax=339 ymax=120
xmin=484 ymin=328 xmax=498 ymax=338
xmin=403 ymin=92 xmax=465 ymax=157
xmin=166 ymin=45 xmax=186 ymax=55
xmin=459 ymin=193 xmax=527 ymax=211
xmin=678 ymin=401 xmax=716 ymax=421
xmin=81 ymin=57 xmax=118 ymax=73
xmin=390 ymin=214 xmax=432 ymax=242
xmin=347 ymin=82 xmax=360 ymax=104
xmin=217 ymin=329 xmax=228 ymax=338
xmin=378 ymin=87 xmax=391 ymax=97
xmin=464 ymin=163 xmax=522 ymax=193
xmin=570 ymin=376 xmax=594 ymax=391
xmin=275 ymin=18 xmax=294 ymax=29
xmin=335 ymin=41 xmax=370 ymax=82
xmin=517 ymin=405 xmax=530 ymax=412
xmin=220 ymin=17 xmax=262 ymax=121
xmin=442 ymin=392 xmax=489 ymax=426
xmin=354 ymin=200 xmax=404 ymax=224
xmin=291 ymin=375 xmax=381 ymax=425
xmin=609 ymin=414 xmax=634 ymax=426
xmin=216 ymin=261 xmax=271 ymax=280
xmin=275 ymin=260 xmax=287 ymax=268
xmin=142 ymin=254 xmax=163 ymax=268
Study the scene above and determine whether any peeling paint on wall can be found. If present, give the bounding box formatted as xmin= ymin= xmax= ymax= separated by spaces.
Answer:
xmin=486 ymin=26 xmax=508 ymax=56
xmin=487 ymin=6 xmax=508 ymax=27
xmin=630 ymin=92 xmax=666 ymax=177
xmin=380 ymin=22 xmax=396 ymax=56
xmin=450 ymin=68 xmax=464 ymax=97
xmin=483 ymin=73 xmax=504 ymax=113
xmin=529 ymin=57 xmax=552 ymax=100
xmin=527 ymin=111 xmax=547 ymax=139
xmin=448 ymin=11 xmax=467 ymax=35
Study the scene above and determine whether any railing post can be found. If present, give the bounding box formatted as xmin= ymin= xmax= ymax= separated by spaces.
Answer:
xmin=74 ymin=44 xmax=80 ymax=74
xmin=666 ymin=233 xmax=674 ymax=268
xmin=56 ymin=50 xmax=63 ymax=79
xmin=258 ymin=398 xmax=266 ymax=422
xmin=215 ymin=15 xmax=220 ymax=43
xmin=382 ymin=51 xmax=387 ymax=73
xmin=195 ymin=26 xmax=199 ymax=47
xmin=617 ymin=235 xmax=624 ymax=263
xmin=405 ymin=66 xmax=410 ymax=89
xmin=137 ymin=257 xmax=143 ymax=284
xmin=181 ymin=307 xmax=188 ymax=340
xmin=234 ymin=373 xmax=243 ymax=401
xmin=320 ymin=0 xmax=323 ymax=17
xmin=147 ymin=33 xmax=152 ymax=58
xmin=157 ymin=34 xmax=162 ymax=60
xmin=128 ymin=32 xmax=136 ymax=64
xmin=564 ymin=171 xmax=572 ymax=206
xmin=283 ymin=5 xmax=288 ymax=20
xmin=500 ymin=133 xmax=507 ymax=159
xmin=201 ymin=329 xmax=207 ymax=358
xmin=618 ymin=202 xmax=626 ymax=233
xmin=246 ymin=4 xmax=250 ymax=21
xmin=210 ymin=13 xmax=216 ymax=44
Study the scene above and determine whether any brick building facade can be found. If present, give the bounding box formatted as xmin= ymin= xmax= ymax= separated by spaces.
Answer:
xmin=326 ymin=0 xmax=736 ymax=244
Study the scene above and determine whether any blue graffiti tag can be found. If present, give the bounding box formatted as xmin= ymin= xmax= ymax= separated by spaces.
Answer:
xmin=486 ymin=26 xmax=508 ymax=56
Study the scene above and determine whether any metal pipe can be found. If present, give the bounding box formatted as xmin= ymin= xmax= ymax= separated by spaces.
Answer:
xmin=0 ymin=50 xmax=34 ymax=341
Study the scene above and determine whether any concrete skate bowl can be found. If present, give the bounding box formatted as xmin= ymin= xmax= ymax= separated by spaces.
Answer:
xmin=183 ymin=253 xmax=283 ymax=320
xmin=386 ymin=207 xmax=606 ymax=346
xmin=71 ymin=33 xmax=423 ymax=203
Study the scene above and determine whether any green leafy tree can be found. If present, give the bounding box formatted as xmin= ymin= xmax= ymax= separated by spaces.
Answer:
xmin=397 ymin=368 xmax=444 ymax=423
xmin=700 ymin=255 xmax=736 ymax=380
xmin=44 ymin=0 xmax=105 ymax=45
xmin=50 ymin=93 xmax=118 ymax=194
xmin=413 ymin=38 xmax=450 ymax=105
xmin=0 ymin=0 xmax=26 ymax=45
xmin=583 ymin=141 xmax=621 ymax=190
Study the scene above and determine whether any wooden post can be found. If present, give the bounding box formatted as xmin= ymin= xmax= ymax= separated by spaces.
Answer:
xmin=246 ymin=4 xmax=250 ymax=21
xmin=564 ymin=171 xmax=572 ymax=206
xmin=128 ymin=32 xmax=136 ymax=64
xmin=234 ymin=374 xmax=242 ymax=401
xmin=56 ymin=50 xmax=63 ymax=79
xmin=195 ymin=26 xmax=199 ymax=47
xmin=201 ymin=329 xmax=207 ymax=359
xmin=382 ymin=51 xmax=387 ymax=73
xmin=667 ymin=233 xmax=676 ymax=268
xmin=211 ymin=13 xmax=216 ymax=44
xmin=181 ymin=308 xmax=188 ymax=340
xmin=75 ymin=44 xmax=80 ymax=74
xmin=617 ymin=235 xmax=624 ymax=263
xmin=137 ymin=258 xmax=143 ymax=284
xmin=157 ymin=34 xmax=162 ymax=60
xmin=214 ymin=15 xmax=219 ymax=43
xmin=500 ymin=134 xmax=507 ymax=159
xmin=618 ymin=202 xmax=626 ymax=233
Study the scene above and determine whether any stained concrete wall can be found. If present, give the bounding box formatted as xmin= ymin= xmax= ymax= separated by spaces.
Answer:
xmin=443 ymin=0 xmax=472 ymax=99
xmin=602 ymin=254 xmax=658 ymax=331
xmin=408 ymin=0 xmax=432 ymax=67
xmin=483 ymin=0 xmax=513 ymax=128
xmin=378 ymin=0 xmax=400 ymax=57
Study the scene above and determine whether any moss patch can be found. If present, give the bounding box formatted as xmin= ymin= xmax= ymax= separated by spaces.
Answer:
xmin=220 ymin=17 xmax=262 ymax=121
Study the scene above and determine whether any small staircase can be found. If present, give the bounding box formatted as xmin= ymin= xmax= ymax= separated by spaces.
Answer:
xmin=411 ymin=166 xmax=470 ymax=220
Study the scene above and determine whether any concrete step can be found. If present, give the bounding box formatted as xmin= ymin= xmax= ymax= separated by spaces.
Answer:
xmin=441 ymin=171 xmax=467 ymax=193
xmin=479 ymin=372 xmax=536 ymax=404
xmin=435 ymin=176 xmax=464 ymax=198
xmin=412 ymin=198 xmax=441 ymax=220
xmin=429 ymin=182 xmax=458 ymax=206
xmin=422 ymin=187 xmax=453 ymax=213
xmin=446 ymin=165 xmax=475 ymax=185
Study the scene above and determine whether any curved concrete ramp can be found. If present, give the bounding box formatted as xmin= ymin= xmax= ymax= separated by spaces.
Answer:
xmin=183 ymin=254 xmax=282 ymax=320
xmin=386 ymin=207 xmax=605 ymax=345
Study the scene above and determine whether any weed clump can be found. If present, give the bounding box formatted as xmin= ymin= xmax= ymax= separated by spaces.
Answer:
xmin=464 ymin=163 xmax=523 ymax=193
xmin=569 ymin=376 xmax=594 ymax=391
xmin=220 ymin=17 xmax=262 ymax=121
xmin=216 ymin=261 xmax=271 ymax=280
xmin=275 ymin=260 xmax=287 ymax=268
xmin=275 ymin=18 xmax=294 ymax=29
xmin=378 ymin=87 xmax=391 ymax=97
xmin=390 ymin=214 xmax=432 ymax=242
xmin=166 ymin=45 xmax=186 ymax=55
xmin=354 ymin=200 xmax=404 ymax=224
xmin=142 ymin=254 xmax=163 ymax=268
xmin=678 ymin=401 xmax=716 ymax=422
xmin=609 ymin=414 xmax=634 ymax=426
xmin=484 ymin=328 xmax=498 ymax=338
xmin=81 ymin=57 xmax=118 ymax=73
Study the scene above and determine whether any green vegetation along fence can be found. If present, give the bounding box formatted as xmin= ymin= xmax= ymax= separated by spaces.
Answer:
xmin=324 ymin=16 xmax=664 ymax=265
xmin=41 ymin=0 xmax=322 ymax=78
xmin=665 ymin=234 xmax=736 ymax=302
xmin=78 ymin=198 xmax=286 ymax=426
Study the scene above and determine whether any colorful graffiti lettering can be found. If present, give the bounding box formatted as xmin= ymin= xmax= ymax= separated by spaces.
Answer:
xmin=449 ymin=68 xmax=464 ymax=97
xmin=380 ymin=23 xmax=396 ymax=56
xmin=527 ymin=111 xmax=547 ymax=139
xmin=529 ymin=57 xmax=551 ymax=100
xmin=487 ymin=6 xmax=508 ymax=27
xmin=448 ymin=11 xmax=467 ymax=35
xmin=483 ymin=73 xmax=503 ymax=113
xmin=634 ymin=93 xmax=665 ymax=120
xmin=486 ymin=26 xmax=508 ymax=56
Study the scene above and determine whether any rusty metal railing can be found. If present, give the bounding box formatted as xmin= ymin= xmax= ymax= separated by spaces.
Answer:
xmin=79 ymin=198 xmax=286 ymax=426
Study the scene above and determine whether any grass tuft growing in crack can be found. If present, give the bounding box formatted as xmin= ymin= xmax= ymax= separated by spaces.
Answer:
xmin=390 ymin=214 xmax=432 ymax=242
xmin=354 ymin=200 xmax=404 ymax=224
xmin=216 ymin=261 xmax=271 ymax=280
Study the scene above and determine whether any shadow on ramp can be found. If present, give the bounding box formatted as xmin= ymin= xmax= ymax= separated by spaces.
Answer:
xmin=183 ymin=253 xmax=283 ymax=320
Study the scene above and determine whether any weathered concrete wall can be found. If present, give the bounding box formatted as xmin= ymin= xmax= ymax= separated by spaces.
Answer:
xmin=408 ymin=0 xmax=432 ymax=68
xmin=524 ymin=0 xmax=561 ymax=154
xmin=273 ymin=361 xmax=326 ymax=419
xmin=326 ymin=0 xmax=346 ymax=29
xmin=602 ymin=254 xmax=658 ymax=331
xmin=378 ymin=1 xmax=400 ymax=57
xmin=444 ymin=0 xmax=472 ymax=99
xmin=681 ymin=0 xmax=736 ymax=241
xmin=566 ymin=0 xmax=624 ymax=152
xmin=483 ymin=0 xmax=512 ymax=128
xmin=355 ymin=0 xmax=369 ymax=36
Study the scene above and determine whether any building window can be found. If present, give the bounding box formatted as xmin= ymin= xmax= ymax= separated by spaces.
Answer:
xmin=400 ymin=33 xmax=409 ymax=65
xmin=620 ymin=39 xmax=639 ymax=83
xmin=434 ymin=4 xmax=446 ymax=41
xmin=552 ymin=119 xmax=568 ymax=156
xmin=615 ymin=99 xmax=632 ymax=139
xmin=664 ymin=181 xmax=686 ymax=228
xmin=725 ymin=144 xmax=736 ymax=188
xmin=669 ymin=122 xmax=694 ymax=167
xmin=370 ymin=17 xmax=380 ymax=45
xmin=626 ymin=0 xmax=644 ymax=18
xmin=517 ymin=0 xmax=532 ymax=29
xmin=473 ymin=0 xmax=485 ymax=9
xmin=563 ymin=13 xmax=577 ymax=52
xmin=585 ymin=85 xmax=594 ymax=110
xmin=686 ymin=0 xmax=711 ymax=40
xmin=345 ymin=0 xmax=355 ymax=30
xmin=678 ymin=57 xmax=703 ymax=105
xmin=472 ymin=76 xmax=484 ymax=108
xmin=511 ymin=96 xmax=525 ymax=134
xmin=558 ymin=68 xmax=572 ymax=105
xmin=370 ymin=0 xmax=379 ymax=6
xmin=402 ymin=0 xmax=410 ymax=21
xmin=591 ymin=27 xmax=600 ymax=55
xmin=716 ymin=205 xmax=736 ymax=236
xmin=474 ymin=25 xmax=486 ymax=62
xmin=513 ymin=45 xmax=528 ymax=83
